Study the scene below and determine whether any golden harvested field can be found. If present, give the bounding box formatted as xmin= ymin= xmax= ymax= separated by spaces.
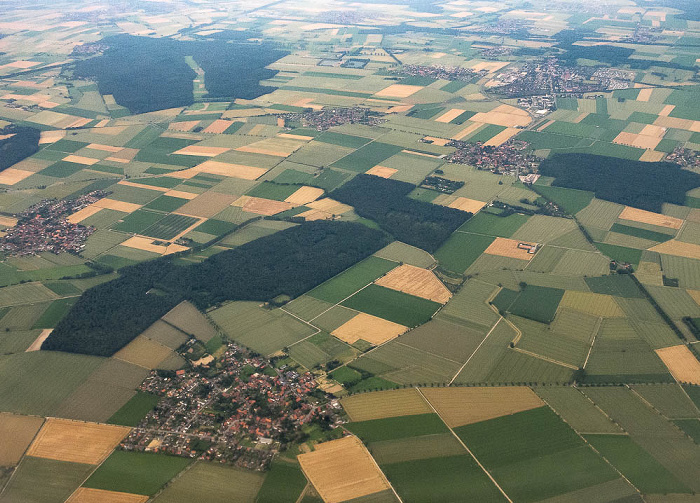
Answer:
xmin=105 ymin=148 xmax=138 ymax=163
xmin=619 ymin=207 xmax=683 ymax=229
xmin=484 ymin=237 xmax=536 ymax=260
xmin=654 ymin=116 xmax=700 ymax=133
xmin=639 ymin=149 xmax=665 ymax=162
xmin=655 ymin=345 xmax=700 ymax=385
xmin=447 ymin=197 xmax=487 ymax=214
xmin=86 ymin=144 xmax=123 ymax=153
xmin=421 ymin=387 xmax=544 ymax=427
xmin=67 ymin=206 xmax=103 ymax=224
xmin=279 ymin=133 xmax=315 ymax=141
xmin=375 ymin=84 xmax=423 ymax=98
xmin=114 ymin=335 xmax=174 ymax=369
xmin=177 ymin=192 xmax=238 ymax=218
xmin=298 ymin=436 xmax=391 ymax=503
xmin=306 ymin=198 xmax=352 ymax=215
xmin=650 ymin=240 xmax=700 ymax=260
xmin=636 ymin=88 xmax=653 ymax=102
xmin=0 ymin=215 xmax=18 ymax=227
xmin=470 ymin=61 xmax=509 ymax=73
xmin=484 ymin=127 xmax=520 ymax=146
xmin=121 ymin=236 xmax=189 ymax=255
xmin=284 ymin=186 xmax=324 ymax=205
xmin=659 ymin=105 xmax=675 ymax=117
xmin=639 ymin=124 xmax=666 ymax=138
xmin=168 ymin=120 xmax=200 ymax=132
xmin=236 ymin=196 xmax=292 ymax=216
xmin=375 ymin=264 xmax=451 ymax=303
xmin=422 ymin=136 xmax=450 ymax=146
xmin=164 ymin=189 xmax=198 ymax=200
xmin=93 ymin=198 xmax=142 ymax=213
xmin=612 ymin=131 xmax=661 ymax=150
xmin=365 ymin=166 xmax=398 ymax=178
xmin=26 ymin=328 xmax=53 ymax=352
xmin=296 ymin=209 xmax=334 ymax=221
xmin=470 ymin=104 xmax=531 ymax=127
xmin=27 ymin=418 xmax=130 ymax=465
xmin=0 ymin=168 xmax=34 ymax=185
xmin=559 ymin=291 xmax=624 ymax=318
xmin=341 ymin=388 xmax=432 ymax=421
xmin=118 ymin=180 xmax=167 ymax=192
xmin=687 ymin=289 xmax=700 ymax=307
xmin=62 ymin=155 xmax=99 ymax=165
xmin=203 ymin=119 xmax=234 ymax=134
xmin=0 ymin=413 xmax=44 ymax=465
xmin=190 ymin=160 xmax=268 ymax=180
xmin=451 ymin=122 xmax=483 ymax=140
xmin=332 ymin=312 xmax=407 ymax=345
xmin=172 ymin=145 xmax=231 ymax=157
xmin=66 ymin=488 xmax=148 ymax=503
xmin=39 ymin=129 xmax=66 ymax=144
xmin=435 ymin=108 xmax=467 ymax=123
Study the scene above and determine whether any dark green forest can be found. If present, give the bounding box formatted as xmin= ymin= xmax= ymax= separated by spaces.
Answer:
xmin=539 ymin=153 xmax=700 ymax=213
xmin=330 ymin=174 xmax=469 ymax=253
xmin=0 ymin=125 xmax=40 ymax=171
xmin=43 ymin=221 xmax=388 ymax=356
xmin=72 ymin=35 xmax=286 ymax=114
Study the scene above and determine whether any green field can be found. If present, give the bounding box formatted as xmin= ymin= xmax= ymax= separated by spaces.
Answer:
xmin=255 ymin=461 xmax=308 ymax=503
xmin=585 ymin=434 xmax=690 ymax=494
xmin=308 ymin=256 xmax=396 ymax=304
xmin=316 ymin=131 xmax=372 ymax=149
xmin=154 ymin=461 xmax=265 ymax=503
xmin=434 ymin=232 xmax=495 ymax=273
xmin=332 ymin=142 xmax=404 ymax=172
xmin=585 ymin=275 xmax=643 ymax=297
xmin=594 ymin=242 xmax=643 ymax=265
xmin=346 ymin=413 xmax=448 ymax=443
xmin=31 ymin=297 xmax=77 ymax=329
xmin=144 ymin=195 xmax=189 ymax=213
xmin=107 ymin=391 xmax=160 ymax=426
xmin=112 ymin=209 xmax=165 ymax=234
xmin=141 ymin=213 xmax=199 ymax=240
xmin=504 ymin=285 xmax=564 ymax=324
xmin=458 ymin=212 xmax=529 ymax=237
xmin=609 ymin=223 xmax=673 ymax=243
xmin=84 ymin=451 xmax=192 ymax=495
xmin=247 ymin=181 xmax=301 ymax=201
xmin=342 ymin=285 xmax=441 ymax=327
xmin=38 ymin=161 xmax=86 ymax=178
xmin=0 ymin=457 xmax=93 ymax=503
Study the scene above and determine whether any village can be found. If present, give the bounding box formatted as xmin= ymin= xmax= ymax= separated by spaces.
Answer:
xmin=121 ymin=342 xmax=341 ymax=471
xmin=445 ymin=138 xmax=540 ymax=175
xmin=280 ymin=106 xmax=386 ymax=131
xmin=0 ymin=190 xmax=106 ymax=256
xmin=392 ymin=63 xmax=479 ymax=82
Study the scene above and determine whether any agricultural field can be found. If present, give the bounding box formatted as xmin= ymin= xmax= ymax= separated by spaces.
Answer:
xmin=2 ymin=0 xmax=700 ymax=500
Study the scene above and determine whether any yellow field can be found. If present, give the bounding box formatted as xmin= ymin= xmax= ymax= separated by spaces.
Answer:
xmin=298 ymin=436 xmax=391 ymax=503
xmin=612 ymin=131 xmax=662 ymax=150
xmin=332 ymin=312 xmax=407 ymax=345
xmin=66 ymin=488 xmax=148 ymax=503
xmin=655 ymin=345 xmax=700 ymax=385
xmin=0 ymin=168 xmax=33 ymax=185
xmin=105 ymin=148 xmax=138 ymax=163
xmin=93 ymin=198 xmax=142 ymax=213
xmin=63 ymin=155 xmax=99 ymax=165
xmin=203 ymin=119 xmax=234 ymax=134
xmin=121 ymin=236 xmax=189 ymax=255
xmin=375 ymin=84 xmax=423 ymax=98
xmin=659 ymin=105 xmax=675 ymax=117
xmin=27 ymin=418 xmax=130 ymax=465
xmin=279 ymin=133 xmax=316 ymax=141
xmin=236 ymin=136 xmax=306 ymax=157
xmin=470 ymin=61 xmax=509 ymax=73
xmin=451 ymin=122 xmax=483 ymax=141
xmin=341 ymin=388 xmax=432 ymax=421
xmin=67 ymin=206 xmax=102 ymax=224
xmin=484 ymin=237 xmax=536 ymax=260
xmin=470 ymin=104 xmax=531 ymax=127
xmin=636 ymin=88 xmax=653 ymax=102
xmin=639 ymin=149 xmax=665 ymax=162
xmin=447 ymin=197 xmax=486 ymax=213
xmin=172 ymin=145 xmax=230 ymax=157
xmin=484 ymin=127 xmax=520 ymax=146
xmin=0 ymin=413 xmax=44 ymax=466
xmin=296 ymin=209 xmax=334 ymax=221
xmin=86 ymin=143 xmax=123 ymax=153
xmin=375 ymin=264 xmax=451 ymax=303
xmin=306 ymin=198 xmax=352 ymax=215
xmin=559 ymin=291 xmax=624 ymax=317
xmin=618 ymin=207 xmax=683 ymax=229
xmin=26 ymin=328 xmax=53 ymax=352
xmin=421 ymin=387 xmax=544 ymax=427
xmin=435 ymin=108 xmax=466 ymax=123
xmin=687 ymin=289 xmax=700 ymax=307
xmin=168 ymin=120 xmax=199 ymax=132
xmin=188 ymin=160 xmax=268 ymax=180
xmin=177 ymin=192 xmax=238 ymax=218
xmin=114 ymin=335 xmax=174 ymax=369
xmin=423 ymin=136 xmax=450 ymax=146
xmin=163 ymin=189 xmax=198 ymax=200
xmin=365 ymin=165 xmax=398 ymax=178
xmin=0 ymin=215 xmax=18 ymax=227
xmin=284 ymin=186 xmax=324 ymax=205
xmin=38 ymin=130 xmax=66 ymax=144
xmin=234 ymin=196 xmax=292 ymax=216
xmin=649 ymin=240 xmax=700 ymax=260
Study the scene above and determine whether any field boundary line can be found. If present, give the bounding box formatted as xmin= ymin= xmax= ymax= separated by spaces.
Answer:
xmin=448 ymin=318 xmax=501 ymax=385
xmin=308 ymin=283 xmax=373 ymax=323
xmin=511 ymin=347 xmax=578 ymax=370
xmin=582 ymin=317 xmax=603 ymax=371
xmin=279 ymin=307 xmax=322 ymax=349
xmin=394 ymin=341 xmax=462 ymax=365
xmin=415 ymin=387 xmax=513 ymax=503
xmin=0 ymin=413 xmax=49 ymax=498
xmin=536 ymin=394 xmax=643 ymax=498
xmin=359 ymin=436 xmax=405 ymax=503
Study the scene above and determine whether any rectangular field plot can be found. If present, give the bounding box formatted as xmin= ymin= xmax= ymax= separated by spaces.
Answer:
xmin=27 ymin=418 xmax=130 ymax=465
xmin=111 ymin=209 xmax=165 ymax=234
xmin=585 ymin=275 xmax=644 ymax=298
xmin=374 ymin=264 xmax=451 ymax=303
xmin=208 ymin=301 xmax=314 ymax=356
xmin=434 ymin=232 xmax=495 ymax=273
xmin=341 ymin=388 xmax=432 ymax=422
xmin=381 ymin=454 xmax=506 ymax=503
xmin=0 ymin=412 xmax=44 ymax=466
xmin=161 ymin=301 xmax=217 ymax=343
xmin=585 ymin=435 xmax=690 ymax=494
xmin=298 ymin=435 xmax=392 ymax=503
xmin=458 ymin=212 xmax=529 ymax=237
xmin=655 ymin=345 xmax=700 ymax=385
xmin=559 ymin=291 xmax=624 ymax=318
xmin=455 ymin=407 xmax=620 ymax=502
xmin=630 ymin=384 xmax=700 ymax=419
xmin=421 ymin=387 xmax=543 ymax=428
xmin=341 ymin=285 xmax=441 ymax=328
xmin=67 ymin=488 xmax=148 ymax=503
xmin=153 ymin=461 xmax=264 ymax=503
xmin=140 ymin=213 xmax=200 ymax=240
xmin=373 ymin=241 xmax=436 ymax=269
xmin=254 ymin=461 xmax=307 ymax=503
xmin=331 ymin=142 xmax=404 ymax=172
xmin=84 ymin=451 xmax=192 ymax=496
xmin=396 ymin=318 xmax=488 ymax=363
xmin=108 ymin=392 xmax=160 ymax=427
xmin=0 ymin=457 xmax=93 ymax=503
xmin=534 ymin=387 xmax=622 ymax=434
xmin=368 ymin=433 xmax=465 ymax=465
xmin=307 ymin=256 xmax=396 ymax=304
xmin=497 ymin=285 xmax=564 ymax=324
xmin=585 ymin=338 xmax=673 ymax=384
xmin=346 ymin=413 xmax=448 ymax=443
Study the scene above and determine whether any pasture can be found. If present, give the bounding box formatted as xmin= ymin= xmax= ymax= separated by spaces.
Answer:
xmin=346 ymin=413 xmax=448 ymax=443
xmin=341 ymin=285 xmax=441 ymax=327
xmin=108 ymin=392 xmax=160 ymax=427
xmin=434 ymin=232 xmax=495 ymax=273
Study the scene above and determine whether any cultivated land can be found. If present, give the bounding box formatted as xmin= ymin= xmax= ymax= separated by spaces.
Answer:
xmin=2 ymin=0 xmax=700 ymax=499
